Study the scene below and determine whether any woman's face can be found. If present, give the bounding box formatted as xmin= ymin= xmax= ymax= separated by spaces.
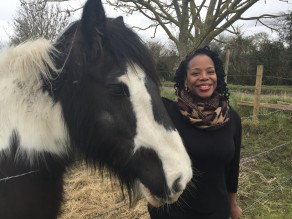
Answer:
xmin=184 ymin=54 xmax=217 ymax=99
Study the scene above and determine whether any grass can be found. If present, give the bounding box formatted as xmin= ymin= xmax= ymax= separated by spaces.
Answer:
xmin=232 ymin=92 xmax=292 ymax=219
xmin=228 ymin=84 xmax=292 ymax=96
xmin=238 ymin=113 xmax=292 ymax=219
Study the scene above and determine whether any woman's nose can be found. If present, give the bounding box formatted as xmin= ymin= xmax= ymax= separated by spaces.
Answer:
xmin=200 ymin=72 xmax=209 ymax=80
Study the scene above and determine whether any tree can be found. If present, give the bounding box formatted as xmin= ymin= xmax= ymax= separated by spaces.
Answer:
xmin=211 ymin=31 xmax=292 ymax=86
xmin=26 ymin=0 xmax=288 ymax=58
xmin=104 ymin=0 xmax=283 ymax=59
xmin=145 ymin=40 xmax=179 ymax=81
xmin=271 ymin=11 xmax=292 ymax=85
xmin=211 ymin=32 xmax=258 ymax=85
xmin=10 ymin=0 xmax=71 ymax=45
xmin=272 ymin=11 xmax=292 ymax=47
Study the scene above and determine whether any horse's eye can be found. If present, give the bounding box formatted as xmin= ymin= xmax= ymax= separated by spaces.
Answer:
xmin=108 ymin=84 xmax=129 ymax=96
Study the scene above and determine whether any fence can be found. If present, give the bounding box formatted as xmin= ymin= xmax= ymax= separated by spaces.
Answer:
xmin=231 ymin=68 xmax=291 ymax=217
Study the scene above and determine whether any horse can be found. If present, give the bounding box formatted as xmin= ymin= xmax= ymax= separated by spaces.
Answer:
xmin=0 ymin=0 xmax=192 ymax=218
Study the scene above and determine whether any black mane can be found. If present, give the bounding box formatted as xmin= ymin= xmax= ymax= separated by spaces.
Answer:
xmin=53 ymin=17 xmax=159 ymax=86
xmin=105 ymin=17 xmax=160 ymax=86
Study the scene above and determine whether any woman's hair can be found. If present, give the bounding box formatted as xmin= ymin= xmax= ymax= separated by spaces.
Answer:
xmin=174 ymin=46 xmax=230 ymax=102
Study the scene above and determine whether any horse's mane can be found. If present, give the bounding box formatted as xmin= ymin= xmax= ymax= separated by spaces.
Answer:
xmin=0 ymin=39 xmax=69 ymax=161
xmin=105 ymin=19 xmax=160 ymax=86
xmin=54 ymin=19 xmax=160 ymax=86
xmin=0 ymin=39 xmax=58 ymax=84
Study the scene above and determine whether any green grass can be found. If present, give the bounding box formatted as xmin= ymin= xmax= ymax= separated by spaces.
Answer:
xmin=238 ymin=111 xmax=292 ymax=219
xmin=228 ymin=84 xmax=292 ymax=95
xmin=160 ymin=86 xmax=176 ymax=100
xmin=161 ymin=85 xmax=292 ymax=219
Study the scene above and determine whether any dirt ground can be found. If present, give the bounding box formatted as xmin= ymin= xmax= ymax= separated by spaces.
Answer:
xmin=59 ymin=163 xmax=150 ymax=219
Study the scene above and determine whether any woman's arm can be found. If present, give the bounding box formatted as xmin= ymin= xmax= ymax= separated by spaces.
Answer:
xmin=228 ymin=111 xmax=242 ymax=218
xmin=229 ymin=193 xmax=242 ymax=219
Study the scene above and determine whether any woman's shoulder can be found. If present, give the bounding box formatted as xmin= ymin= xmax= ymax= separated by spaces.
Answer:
xmin=161 ymin=97 xmax=180 ymax=118
xmin=229 ymin=108 xmax=242 ymax=132
xmin=162 ymin=97 xmax=174 ymax=103
xmin=162 ymin=97 xmax=176 ymax=108
xmin=229 ymin=108 xmax=241 ymax=122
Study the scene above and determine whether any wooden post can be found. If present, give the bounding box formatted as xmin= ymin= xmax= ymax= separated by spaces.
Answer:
xmin=253 ymin=65 xmax=264 ymax=122
xmin=224 ymin=48 xmax=230 ymax=83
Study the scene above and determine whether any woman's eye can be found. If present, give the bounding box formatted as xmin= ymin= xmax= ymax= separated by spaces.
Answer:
xmin=108 ymin=84 xmax=130 ymax=96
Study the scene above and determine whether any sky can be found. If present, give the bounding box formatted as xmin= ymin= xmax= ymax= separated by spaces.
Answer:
xmin=0 ymin=0 xmax=292 ymax=44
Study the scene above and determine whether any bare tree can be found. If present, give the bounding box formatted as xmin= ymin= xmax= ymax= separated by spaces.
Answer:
xmin=30 ymin=0 xmax=287 ymax=58
xmin=145 ymin=40 xmax=179 ymax=80
xmin=10 ymin=0 xmax=71 ymax=45
xmin=271 ymin=11 xmax=292 ymax=47
xmin=104 ymin=0 xmax=286 ymax=58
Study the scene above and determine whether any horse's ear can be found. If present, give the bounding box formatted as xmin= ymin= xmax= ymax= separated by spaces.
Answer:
xmin=113 ymin=16 xmax=125 ymax=26
xmin=81 ymin=0 xmax=106 ymax=57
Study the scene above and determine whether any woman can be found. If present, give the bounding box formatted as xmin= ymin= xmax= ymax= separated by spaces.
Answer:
xmin=148 ymin=47 xmax=242 ymax=219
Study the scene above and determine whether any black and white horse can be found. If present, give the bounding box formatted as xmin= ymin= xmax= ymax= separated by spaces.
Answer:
xmin=0 ymin=0 xmax=192 ymax=218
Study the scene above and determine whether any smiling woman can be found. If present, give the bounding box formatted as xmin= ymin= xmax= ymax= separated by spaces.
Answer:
xmin=148 ymin=46 xmax=243 ymax=219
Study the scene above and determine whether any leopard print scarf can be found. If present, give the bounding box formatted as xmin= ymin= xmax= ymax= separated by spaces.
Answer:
xmin=176 ymin=90 xmax=230 ymax=130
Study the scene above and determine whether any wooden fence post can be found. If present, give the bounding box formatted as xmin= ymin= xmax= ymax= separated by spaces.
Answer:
xmin=253 ymin=65 xmax=264 ymax=122
xmin=224 ymin=48 xmax=230 ymax=83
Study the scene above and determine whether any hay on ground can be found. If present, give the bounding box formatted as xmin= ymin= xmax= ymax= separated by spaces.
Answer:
xmin=59 ymin=163 xmax=150 ymax=219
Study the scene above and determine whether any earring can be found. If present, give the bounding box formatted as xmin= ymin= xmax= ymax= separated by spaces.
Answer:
xmin=185 ymin=86 xmax=190 ymax=93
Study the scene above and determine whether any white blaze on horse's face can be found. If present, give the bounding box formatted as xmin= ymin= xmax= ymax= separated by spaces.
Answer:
xmin=118 ymin=64 xmax=192 ymax=206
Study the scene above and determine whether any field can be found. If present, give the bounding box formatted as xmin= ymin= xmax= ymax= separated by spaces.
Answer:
xmin=59 ymin=85 xmax=292 ymax=219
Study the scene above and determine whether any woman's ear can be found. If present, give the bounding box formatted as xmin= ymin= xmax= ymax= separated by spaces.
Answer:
xmin=184 ymin=77 xmax=188 ymax=88
xmin=184 ymin=77 xmax=190 ymax=93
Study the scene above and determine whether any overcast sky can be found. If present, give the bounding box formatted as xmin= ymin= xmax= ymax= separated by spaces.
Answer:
xmin=0 ymin=0 xmax=291 ymax=44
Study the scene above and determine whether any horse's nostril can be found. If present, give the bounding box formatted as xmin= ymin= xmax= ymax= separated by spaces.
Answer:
xmin=172 ymin=176 xmax=182 ymax=193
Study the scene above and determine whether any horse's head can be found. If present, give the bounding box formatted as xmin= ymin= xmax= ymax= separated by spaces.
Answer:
xmin=51 ymin=0 xmax=192 ymax=207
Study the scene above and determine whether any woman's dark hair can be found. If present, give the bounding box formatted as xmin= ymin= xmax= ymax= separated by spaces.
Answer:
xmin=174 ymin=46 xmax=230 ymax=102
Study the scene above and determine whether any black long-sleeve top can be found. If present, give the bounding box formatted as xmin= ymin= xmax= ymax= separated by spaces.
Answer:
xmin=148 ymin=98 xmax=242 ymax=219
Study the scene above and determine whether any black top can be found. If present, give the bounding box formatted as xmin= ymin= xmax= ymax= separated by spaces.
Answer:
xmin=148 ymin=98 xmax=242 ymax=219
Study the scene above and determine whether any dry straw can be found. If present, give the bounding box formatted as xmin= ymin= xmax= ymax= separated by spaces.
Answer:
xmin=59 ymin=163 xmax=150 ymax=219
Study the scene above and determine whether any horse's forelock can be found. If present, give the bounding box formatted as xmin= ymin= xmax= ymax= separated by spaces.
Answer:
xmin=54 ymin=17 xmax=159 ymax=87
xmin=105 ymin=19 xmax=160 ymax=86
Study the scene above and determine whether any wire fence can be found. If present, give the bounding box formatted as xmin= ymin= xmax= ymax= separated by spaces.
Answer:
xmin=0 ymin=170 xmax=39 ymax=182
xmin=228 ymin=75 xmax=292 ymax=82
xmin=242 ymin=176 xmax=292 ymax=213
xmin=241 ymin=140 xmax=292 ymax=164
xmin=238 ymin=105 xmax=292 ymax=216
xmin=240 ymin=109 xmax=284 ymax=119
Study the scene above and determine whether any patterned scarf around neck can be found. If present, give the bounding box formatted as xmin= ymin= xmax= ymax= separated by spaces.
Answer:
xmin=176 ymin=89 xmax=230 ymax=130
